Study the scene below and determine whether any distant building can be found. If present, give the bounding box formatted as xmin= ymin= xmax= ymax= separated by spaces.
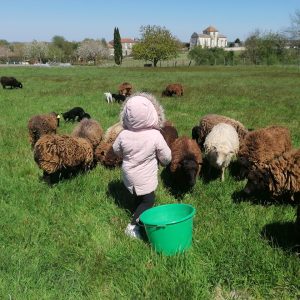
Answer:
xmin=108 ymin=38 xmax=138 ymax=56
xmin=190 ymin=26 xmax=227 ymax=49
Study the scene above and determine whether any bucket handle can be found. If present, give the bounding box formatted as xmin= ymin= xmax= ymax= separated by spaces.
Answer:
xmin=137 ymin=220 xmax=166 ymax=229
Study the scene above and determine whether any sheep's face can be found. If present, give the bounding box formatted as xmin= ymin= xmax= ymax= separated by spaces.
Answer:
xmin=207 ymin=147 xmax=234 ymax=169
xmin=243 ymin=170 xmax=266 ymax=194
xmin=178 ymin=159 xmax=199 ymax=188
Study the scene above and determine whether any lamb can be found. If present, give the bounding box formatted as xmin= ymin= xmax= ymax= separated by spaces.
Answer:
xmin=94 ymin=122 xmax=123 ymax=168
xmin=71 ymin=118 xmax=103 ymax=150
xmin=192 ymin=114 xmax=248 ymax=150
xmin=204 ymin=123 xmax=239 ymax=181
xmin=162 ymin=83 xmax=184 ymax=97
xmin=160 ymin=122 xmax=178 ymax=148
xmin=104 ymin=92 xmax=113 ymax=103
xmin=170 ymin=136 xmax=202 ymax=189
xmin=0 ymin=76 xmax=23 ymax=89
xmin=62 ymin=107 xmax=91 ymax=122
xmin=237 ymin=126 xmax=292 ymax=178
xmin=33 ymin=134 xmax=94 ymax=184
xmin=118 ymin=82 xmax=133 ymax=96
xmin=28 ymin=112 xmax=60 ymax=148
xmin=243 ymin=148 xmax=300 ymax=200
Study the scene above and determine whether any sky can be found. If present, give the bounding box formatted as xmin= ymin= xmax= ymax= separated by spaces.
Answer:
xmin=1 ymin=0 xmax=299 ymax=43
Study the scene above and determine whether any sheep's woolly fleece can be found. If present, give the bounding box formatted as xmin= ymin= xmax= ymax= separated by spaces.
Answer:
xmin=34 ymin=134 xmax=94 ymax=174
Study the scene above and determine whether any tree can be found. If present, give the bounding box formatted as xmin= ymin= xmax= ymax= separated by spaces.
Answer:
xmin=76 ymin=39 xmax=109 ymax=64
xmin=285 ymin=9 xmax=300 ymax=44
xmin=51 ymin=36 xmax=79 ymax=62
xmin=188 ymin=46 xmax=226 ymax=65
xmin=234 ymin=38 xmax=241 ymax=45
xmin=24 ymin=40 xmax=49 ymax=63
xmin=243 ymin=30 xmax=287 ymax=65
xmin=113 ymin=27 xmax=123 ymax=65
xmin=132 ymin=25 xmax=180 ymax=67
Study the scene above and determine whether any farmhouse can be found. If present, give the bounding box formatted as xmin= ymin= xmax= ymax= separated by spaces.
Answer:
xmin=108 ymin=38 xmax=138 ymax=56
xmin=190 ymin=26 xmax=227 ymax=49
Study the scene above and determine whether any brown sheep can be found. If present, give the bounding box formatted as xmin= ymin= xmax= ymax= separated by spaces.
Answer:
xmin=94 ymin=122 xmax=123 ymax=168
xmin=243 ymin=148 xmax=300 ymax=200
xmin=95 ymin=141 xmax=122 ymax=168
xmin=34 ymin=134 xmax=94 ymax=184
xmin=296 ymin=206 xmax=300 ymax=241
xmin=118 ymin=82 xmax=133 ymax=96
xmin=162 ymin=83 xmax=184 ymax=97
xmin=170 ymin=136 xmax=202 ymax=189
xmin=28 ymin=112 xmax=60 ymax=148
xmin=192 ymin=114 xmax=248 ymax=150
xmin=72 ymin=118 xmax=103 ymax=151
xmin=238 ymin=126 xmax=292 ymax=178
xmin=160 ymin=123 xmax=178 ymax=149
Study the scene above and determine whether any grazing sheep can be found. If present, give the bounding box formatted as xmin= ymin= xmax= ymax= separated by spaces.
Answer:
xmin=237 ymin=126 xmax=292 ymax=178
xmin=104 ymin=92 xmax=113 ymax=103
xmin=34 ymin=134 xmax=94 ymax=184
xmin=28 ymin=112 xmax=60 ymax=148
xmin=162 ymin=83 xmax=184 ymax=97
xmin=112 ymin=93 xmax=126 ymax=103
xmin=62 ymin=107 xmax=90 ymax=122
xmin=94 ymin=122 xmax=123 ymax=168
xmin=160 ymin=122 xmax=178 ymax=148
xmin=72 ymin=118 xmax=103 ymax=150
xmin=192 ymin=114 xmax=248 ymax=150
xmin=95 ymin=141 xmax=122 ymax=168
xmin=0 ymin=76 xmax=23 ymax=89
xmin=118 ymin=82 xmax=133 ymax=96
xmin=204 ymin=123 xmax=239 ymax=181
xmin=170 ymin=136 xmax=202 ymax=189
xmin=243 ymin=148 xmax=300 ymax=200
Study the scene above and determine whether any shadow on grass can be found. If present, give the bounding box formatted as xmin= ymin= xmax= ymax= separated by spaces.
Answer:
xmin=200 ymin=158 xmax=221 ymax=184
xmin=232 ymin=190 xmax=299 ymax=206
xmin=228 ymin=160 xmax=245 ymax=181
xmin=160 ymin=166 xmax=196 ymax=200
xmin=261 ymin=221 xmax=300 ymax=254
xmin=106 ymin=180 xmax=150 ymax=241
xmin=41 ymin=164 xmax=96 ymax=185
xmin=107 ymin=180 xmax=137 ymax=214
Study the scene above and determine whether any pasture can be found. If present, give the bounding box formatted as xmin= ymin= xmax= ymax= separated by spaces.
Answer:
xmin=0 ymin=65 xmax=299 ymax=299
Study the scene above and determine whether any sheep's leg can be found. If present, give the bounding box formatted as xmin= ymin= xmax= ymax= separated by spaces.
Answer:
xmin=221 ymin=167 xmax=225 ymax=182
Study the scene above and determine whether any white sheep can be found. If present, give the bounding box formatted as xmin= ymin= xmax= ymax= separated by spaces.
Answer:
xmin=204 ymin=123 xmax=239 ymax=181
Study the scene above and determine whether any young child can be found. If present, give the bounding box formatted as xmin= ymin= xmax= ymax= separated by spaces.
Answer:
xmin=113 ymin=92 xmax=172 ymax=239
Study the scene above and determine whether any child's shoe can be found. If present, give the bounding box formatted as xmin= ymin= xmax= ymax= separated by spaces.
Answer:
xmin=125 ymin=223 xmax=142 ymax=239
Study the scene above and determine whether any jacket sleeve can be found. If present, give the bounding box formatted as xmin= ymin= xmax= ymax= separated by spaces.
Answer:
xmin=112 ymin=135 xmax=123 ymax=158
xmin=156 ymin=133 xmax=172 ymax=166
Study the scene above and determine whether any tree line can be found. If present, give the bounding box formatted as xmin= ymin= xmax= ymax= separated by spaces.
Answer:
xmin=0 ymin=10 xmax=299 ymax=66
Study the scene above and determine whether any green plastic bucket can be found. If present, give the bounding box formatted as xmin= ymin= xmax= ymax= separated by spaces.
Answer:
xmin=140 ymin=203 xmax=196 ymax=256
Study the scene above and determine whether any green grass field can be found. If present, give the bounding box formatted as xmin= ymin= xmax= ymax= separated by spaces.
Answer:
xmin=0 ymin=65 xmax=299 ymax=299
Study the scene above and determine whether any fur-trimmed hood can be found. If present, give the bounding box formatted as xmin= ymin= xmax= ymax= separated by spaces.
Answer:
xmin=119 ymin=92 xmax=165 ymax=130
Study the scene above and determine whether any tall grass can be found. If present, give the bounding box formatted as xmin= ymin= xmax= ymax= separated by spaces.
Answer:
xmin=0 ymin=65 xmax=299 ymax=299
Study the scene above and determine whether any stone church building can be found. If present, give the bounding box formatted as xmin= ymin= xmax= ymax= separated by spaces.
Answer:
xmin=190 ymin=26 xmax=227 ymax=49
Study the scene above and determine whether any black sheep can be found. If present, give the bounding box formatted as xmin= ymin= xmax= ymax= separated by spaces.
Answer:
xmin=62 ymin=107 xmax=91 ymax=122
xmin=111 ymin=93 xmax=126 ymax=103
xmin=0 ymin=76 xmax=23 ymax=89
